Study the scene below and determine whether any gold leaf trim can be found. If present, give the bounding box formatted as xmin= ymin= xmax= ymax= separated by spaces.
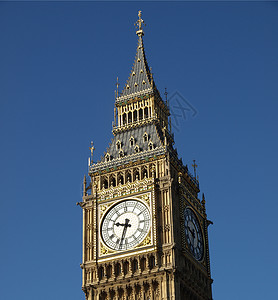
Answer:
xmin=100 ymin=242 xmax=115 ymax=256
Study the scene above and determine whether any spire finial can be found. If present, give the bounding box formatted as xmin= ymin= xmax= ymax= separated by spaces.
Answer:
xmin=192 ymin=159 xmax=198 ymax=179
xmin=164 ymin=87 xmax=168 ymax=106
xmin=135 ymin=10 xmax=145 ymax=36
xmin=89 ymin=141 xmax=95 ymax=164
xmin=116 ymin=77 xmax=119 ymax=98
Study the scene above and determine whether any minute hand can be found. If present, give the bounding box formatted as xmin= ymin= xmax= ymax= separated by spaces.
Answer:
xmin=119 ymin=218 xmax=131 ymax=249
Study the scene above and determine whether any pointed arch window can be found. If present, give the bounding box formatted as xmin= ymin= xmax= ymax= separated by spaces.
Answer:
xmin=148 ymin=141 xmax=154 ymax=151
xmin=133 ymin=110 xmax=138 ymax=122
xmin=130 ymin=136 xmax=135 ymax=147
xmin=139 ymin=108 xmax=143 ymax=120
xmin=123 ymin=113 xmax=127 ymax=125
xmin=126 ymin=171 xmax=132 ymax=183
xmin=118 ymin=173 xmax=124 ymax=185
xmin=116 ymin=140 xmax=121 ymax=150
xmin=143 ymin=132 xmax=148 ymax=142
xmin=134 ymin=145 xmax=140 ymax=153
xmin=110 ymin=176 xmax=116 ymax=187
xmin=144 ymin=107 xmax=149 ymax=119
xmin=128 ymin=111 xmax=132 ymax=124
xmin=142 ymin=167 xmax=148 ymax=178
xmin=119 ymin=150 xmax=124 ymax=158
xmin=105 ymin=153 xmax=110 ymax=162
xmin=134 ymin=169 xmax=140 ymax=181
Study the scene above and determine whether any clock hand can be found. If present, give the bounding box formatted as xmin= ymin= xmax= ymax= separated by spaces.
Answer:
xmin=119 ymin=219 xmax=130 ymax=250
xmin=115 ymin=221 xmax=132 ymax=227
xmin=188 ymin=227 xmax=196 ymax=239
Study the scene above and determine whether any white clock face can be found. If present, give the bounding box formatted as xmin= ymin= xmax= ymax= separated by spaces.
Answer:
xmin=101 ymin=200 xmax=151 ymax=251
xmin=184 ymin=208 xmax=204 ymax=261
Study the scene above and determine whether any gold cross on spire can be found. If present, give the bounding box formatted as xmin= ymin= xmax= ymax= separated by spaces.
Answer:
xmin=135 ymin=10 xmax=145 ymax=36
xmin=192 ymin=159 xmax=198 ymax=179
xmin=89 ymin=141 xmax=95 ymax=162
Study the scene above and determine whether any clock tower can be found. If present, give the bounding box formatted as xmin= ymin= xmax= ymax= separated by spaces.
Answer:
xmin=78 ymin=11 xmax=213 ymax=300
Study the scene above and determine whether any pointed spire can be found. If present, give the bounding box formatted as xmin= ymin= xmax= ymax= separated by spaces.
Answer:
xmin=164 ymin=88 xmax=168 ymax=106
xmin=201 ymin=193 xmax=206 ymax=206
xmin=117 ymin=11 xmax=156 ymax=101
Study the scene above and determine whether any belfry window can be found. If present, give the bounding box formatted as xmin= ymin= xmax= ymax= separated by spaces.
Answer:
xmin=133 ymin=110 xmax=138 ymax=122
xmin=144 ymin=107 xmax=149 ymax=119
xmin=123 ymin=113 xmax=127 ymax=125
xmin=128 ymin=111 xmax=132 ymax=124
xmin=139 ymin=108 xmax=143 ymax=120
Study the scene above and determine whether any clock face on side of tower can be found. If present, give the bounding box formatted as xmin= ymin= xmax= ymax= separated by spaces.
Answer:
xmin=184 ymin=207 xmax=204 ymax=261
xmin=101 ymin=200 xmax=151 ymax=251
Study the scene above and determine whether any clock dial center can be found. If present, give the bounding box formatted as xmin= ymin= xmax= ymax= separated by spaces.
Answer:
xmin=114 ymin=212 xmax=139 ymax=238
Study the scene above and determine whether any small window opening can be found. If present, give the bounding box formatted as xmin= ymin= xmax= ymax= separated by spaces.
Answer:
xmin=134 ymin=145 xmax=140 ymax=153
xmin=130 ymin=137 xmax=135 ymax=147
xmin=116 ymin=140 xmax=121 ymax=150
xmin=143 ymin=133 xmax=148 ymax=142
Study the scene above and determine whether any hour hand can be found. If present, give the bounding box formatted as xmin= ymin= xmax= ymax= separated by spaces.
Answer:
xmin=115 ymin=222 xmax=125 ymax=227
xmin=188 ymin=227 xmax=195 ymax=238
xmin=115 ymin=219 xmax=132 ymax=227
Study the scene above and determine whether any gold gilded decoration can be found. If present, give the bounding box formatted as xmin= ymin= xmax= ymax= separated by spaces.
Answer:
xmin=142 ymin=234 xmax=151 ymax=246
xmin=99 ymin=203 xmax=113 ymax=218
xmin=86 ymin=223 xmax=93 ymax=230
xmin=139 ymin=193 xmax=150 ymax=206
xmin=100 ymin=242 xmax=115 ymax=256
xmin=86 ymin=242 xmax=93 ymax=249
xmin=89 ymin=141 xmax=95 ymax=163
xmin=135 ymin=10 xmax=145 ymax=36
xmin=192 ymin=159 xmax=198 ymax=179
xmin=135 ymin=231 xmax=152 ymax=248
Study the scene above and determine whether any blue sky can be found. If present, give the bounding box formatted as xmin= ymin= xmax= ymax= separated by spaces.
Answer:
xmin=1 ymin=2 xmax=278 ymax=299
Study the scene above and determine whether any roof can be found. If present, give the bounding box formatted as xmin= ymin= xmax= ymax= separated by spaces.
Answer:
xmin=102 ymin=123 xmax=164 ymax=162
xmin=117 ymin=34 xmax=156 ymax=102
xmin=90 ymin=123 xmax=166 ymax=172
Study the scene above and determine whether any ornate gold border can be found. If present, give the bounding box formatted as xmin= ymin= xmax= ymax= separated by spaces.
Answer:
xmin=98 ymin=191 xmax=153 ymax=258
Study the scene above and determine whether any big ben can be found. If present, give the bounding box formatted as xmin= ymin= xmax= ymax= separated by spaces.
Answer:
xmin=78 ymin=11 xmax=213 ymax=300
